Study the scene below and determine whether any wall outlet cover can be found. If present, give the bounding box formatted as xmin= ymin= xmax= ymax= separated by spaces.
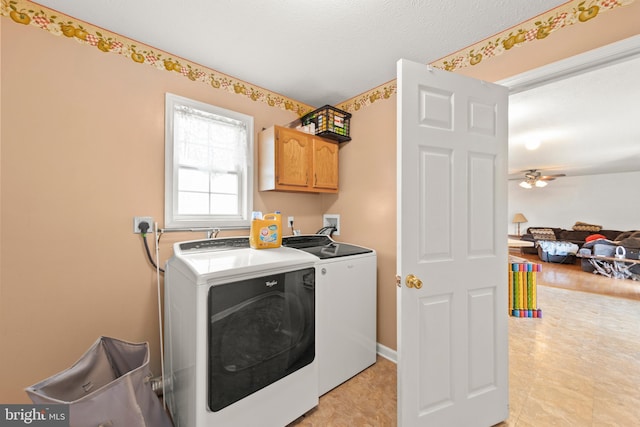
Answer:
xmin=133 ymin=216 xmax=154 ymax=234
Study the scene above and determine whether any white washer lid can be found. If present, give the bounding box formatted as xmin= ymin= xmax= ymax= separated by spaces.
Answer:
xmin=171 ymin=246 xmax=317 ymax=281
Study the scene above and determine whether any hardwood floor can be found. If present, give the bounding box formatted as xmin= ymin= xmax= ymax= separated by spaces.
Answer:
xmin=290 ymin=256 xmax=640 ymax=426
xmin=516 ymin=252 xmax=640 ymax=301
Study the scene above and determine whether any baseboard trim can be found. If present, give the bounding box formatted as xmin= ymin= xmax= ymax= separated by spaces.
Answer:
xmin=376 ymin=343 xmax=397 ymax=363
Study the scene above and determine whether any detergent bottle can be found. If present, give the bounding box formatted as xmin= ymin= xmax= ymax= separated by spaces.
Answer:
xmin=249 ymin=212 xmax=282 ymax=249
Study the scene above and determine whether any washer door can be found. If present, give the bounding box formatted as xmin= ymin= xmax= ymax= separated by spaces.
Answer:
xmin=207 ymin=267 xmax=315 ymax=411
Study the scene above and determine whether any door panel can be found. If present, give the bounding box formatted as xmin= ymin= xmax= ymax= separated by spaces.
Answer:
xmin=418 ymin=294 xmax=452 ymax=412
xmin=418 ymin=86 xmax=453 ymax=130
xmin=468 ymin=287 xmax=497 ymax=395
xmin=468 ymin=153 xmax=496 ymax=255
xmin=419 ymin=147 xmax=452 ymax=261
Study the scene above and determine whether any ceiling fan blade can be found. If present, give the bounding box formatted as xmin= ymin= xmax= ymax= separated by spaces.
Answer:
xmin=509 ymin=170 xmax=566 ymax=182
xmin=539 ymin=173 xmax=566 ymax=180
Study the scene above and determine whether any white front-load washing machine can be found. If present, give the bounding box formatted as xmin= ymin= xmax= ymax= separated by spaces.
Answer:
xmin=283 ymin=235 xmax=377 ymax=396
xmin=164 ymin=237 xmax=319 ymax=427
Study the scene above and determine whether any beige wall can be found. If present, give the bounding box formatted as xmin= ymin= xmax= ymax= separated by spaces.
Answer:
xmin=1 ymin=1 xmax=638 ymax=403
xmin=0 ymin=20 xmax=326 ymax=403
xmin=324 ymin=98 xmax=398 ymax=350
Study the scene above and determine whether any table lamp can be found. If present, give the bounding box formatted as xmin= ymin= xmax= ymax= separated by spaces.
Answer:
xmin=512 ymin=213 xmax=528 ymax=236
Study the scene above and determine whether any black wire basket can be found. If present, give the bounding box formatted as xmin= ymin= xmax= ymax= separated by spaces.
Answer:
xmin=301 ymin=105 xmax=352 ymax=143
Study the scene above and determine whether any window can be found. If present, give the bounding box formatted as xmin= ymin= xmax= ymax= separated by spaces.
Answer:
xmin=165 ymin=93 xmax=253 ymax=229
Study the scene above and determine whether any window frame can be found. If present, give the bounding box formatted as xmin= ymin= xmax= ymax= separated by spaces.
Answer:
xmin=164 ymin=93 xmax=254 ymax=230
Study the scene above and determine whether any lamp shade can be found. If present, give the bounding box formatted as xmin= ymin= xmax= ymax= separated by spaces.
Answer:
xmin=512 ymin=213 xmax=527 ymax=224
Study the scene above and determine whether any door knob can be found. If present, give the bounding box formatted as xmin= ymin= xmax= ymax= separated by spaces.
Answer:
xmin=405 ymin=274 xmax=423 ymax=289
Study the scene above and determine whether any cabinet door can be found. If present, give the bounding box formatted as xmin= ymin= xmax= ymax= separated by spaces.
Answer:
xmin=276 ymin=127 xmax=311 ymax=188
xmin=312 ymin=138 xmax=339 ymax=190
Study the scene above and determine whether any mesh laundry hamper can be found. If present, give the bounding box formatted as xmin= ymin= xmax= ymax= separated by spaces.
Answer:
xmin=25 ymin=336 xmax=173 ymax=427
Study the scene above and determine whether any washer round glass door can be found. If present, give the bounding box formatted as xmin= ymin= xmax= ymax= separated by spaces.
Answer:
xmin=207 ymin=267 xmax=315 ymax=411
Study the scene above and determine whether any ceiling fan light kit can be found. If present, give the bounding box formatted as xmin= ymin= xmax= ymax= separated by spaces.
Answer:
xmin=513 ymin=169 xmax=565 ymax=189
xmin=519 ymin=177 xmax=548 ymax=188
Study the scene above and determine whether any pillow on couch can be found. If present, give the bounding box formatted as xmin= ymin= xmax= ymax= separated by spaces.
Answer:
xmin=572 ymin=221 xmax=602 ymax=232
xmin=615 ymin=230 xmax=640 ymax=241
xmin=526 ymin=227 xmax=561 ymax=235
xmin=618 ymin=236 xmax=640 ymax=249
xmin=530 ymin=228 xmax=556 ymax=241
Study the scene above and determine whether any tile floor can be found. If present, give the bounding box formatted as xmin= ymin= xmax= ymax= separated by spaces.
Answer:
xmin=290 ymin=258 xmax=640 ymax=426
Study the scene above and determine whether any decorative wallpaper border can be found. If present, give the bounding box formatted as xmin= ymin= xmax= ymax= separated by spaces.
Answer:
xmin=3 ymin=0 xmax=316 ymax=116
xmin=336 ymin=0 xmax=634 ymax=113
xmin=3 ymin=0 xmax=634 ymax=116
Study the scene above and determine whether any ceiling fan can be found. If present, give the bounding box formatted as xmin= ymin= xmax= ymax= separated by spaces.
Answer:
xmin=510 ymin=169 xmax=566 ymax=189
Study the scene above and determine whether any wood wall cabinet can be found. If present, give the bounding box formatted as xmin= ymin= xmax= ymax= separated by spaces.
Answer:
xmin=258 ymin=125 xmax=339 ymax=193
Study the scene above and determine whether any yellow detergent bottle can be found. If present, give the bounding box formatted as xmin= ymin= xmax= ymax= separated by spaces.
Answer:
xmin=249 ymin=212 xmax=282 ymax=249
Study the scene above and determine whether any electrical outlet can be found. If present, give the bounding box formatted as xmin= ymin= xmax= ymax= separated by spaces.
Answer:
xmin=323 ymin=214 xmax=340 ymax=236
xmin=287 ymin=216 xmax=295 ymax=227
xmin=133 ymin=216 xmax=154 ymax=234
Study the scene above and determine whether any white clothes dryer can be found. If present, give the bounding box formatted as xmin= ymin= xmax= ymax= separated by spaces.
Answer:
xmin=283 ymin=235 xmax=377 ymax=396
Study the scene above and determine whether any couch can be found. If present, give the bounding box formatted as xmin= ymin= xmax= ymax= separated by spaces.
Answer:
xmin=520 ymin=225 xmax=623 ymax=255
xmin=519 ymin=222 xmax=640 ymax=276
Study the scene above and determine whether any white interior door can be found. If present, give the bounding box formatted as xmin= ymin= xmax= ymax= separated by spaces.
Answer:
xmin=396 ymin=59 xmax=509 ymax=426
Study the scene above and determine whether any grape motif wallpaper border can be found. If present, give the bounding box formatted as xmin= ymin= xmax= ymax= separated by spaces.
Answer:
xmin=2 ymin=0 xmax=633 ymax=116
xmin=2 ymin=0 xmax=316 ymax=116
xmin=336 ymin=0 xmax=633 ymax=113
